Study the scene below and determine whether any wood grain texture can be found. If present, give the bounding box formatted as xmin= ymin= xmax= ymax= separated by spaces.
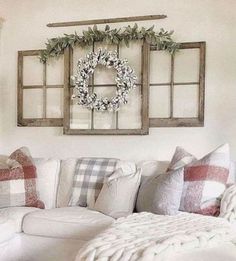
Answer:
xmin=149 ymin=41 xmax=206 ymax=127
xmin=47 ymin=15 xmax=167 ymax=27
xmin=17 ymin=51 xmax=24 ymax=125
xmin=63 ymin=47 xmax=71 ymax=134
xmin=17 ymin=49 xmax=63 ymax=127
xmin=141 ymin=40 xmax=150 ymax=134
xmin=64 ymin=41 xmax=150 ymax=135
xmin=149 ymin=118 xmax=204 ymax=127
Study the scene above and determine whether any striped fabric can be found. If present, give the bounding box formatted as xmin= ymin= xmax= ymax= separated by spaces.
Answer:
xmin=0 ymin=147 xmax=44 ymax=208
xmin=69 ymin=158 xmax=118 ymax=208
xmin=168 ymin=144 xmax=230 ymax=216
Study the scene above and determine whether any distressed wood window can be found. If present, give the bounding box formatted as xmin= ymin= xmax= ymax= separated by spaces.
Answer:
xmin=149 ymin=42 xmax=205 ymax=127
xmin=17 ymin=50 xmax=64 ymax=126
xmin=63 ymin=41 xmax=150 ymax=135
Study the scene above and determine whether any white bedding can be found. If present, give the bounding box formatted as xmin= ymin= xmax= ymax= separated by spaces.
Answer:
xmin=76 ymin=212 xmax=236 ymax=261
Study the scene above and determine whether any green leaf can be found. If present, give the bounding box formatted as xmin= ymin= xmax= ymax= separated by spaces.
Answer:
xmin=39 ymin=24 xmax=178 ymax=62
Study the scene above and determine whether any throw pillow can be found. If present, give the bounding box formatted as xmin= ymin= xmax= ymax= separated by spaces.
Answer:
xmin=136 ymin=168 xmax=184 ymax=215
xmin=0 ymin=147 xmax=44 ymax=208
xmin=93 ymin=168 xmax=141 ymax=218
xmin=168 ymin=144 xmax=230 ymax=216
xmin=168 ymin=146 xmax=196 ymax=171
xmin=69 ymin=157 xmax=119 ymax=208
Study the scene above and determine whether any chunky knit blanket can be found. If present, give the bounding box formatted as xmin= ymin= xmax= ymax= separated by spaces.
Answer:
xmin=220 ymin=184 xmax=236 ymax=222
xmin=76 ymin=212 xmax=236 ymax=261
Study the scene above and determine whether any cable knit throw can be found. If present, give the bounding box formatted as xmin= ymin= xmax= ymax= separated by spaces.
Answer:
xmin=76 ymin=212 xmax=236 ymax=261
xmin=220 ymin=184 xmax=236 ymax=222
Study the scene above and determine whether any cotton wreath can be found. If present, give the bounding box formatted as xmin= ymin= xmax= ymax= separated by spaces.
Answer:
xmin=71 ymin=49 xmax=137 ymax=112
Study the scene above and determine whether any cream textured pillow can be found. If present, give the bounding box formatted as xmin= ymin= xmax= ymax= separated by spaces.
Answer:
xmin=136 ymin=168 xmax=184 ymax=215
xmin=93 ymin=168 xmax=141 ymax=218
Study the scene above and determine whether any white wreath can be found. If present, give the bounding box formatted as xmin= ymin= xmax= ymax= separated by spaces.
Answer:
xmin=71 ymin=49 xmax=137 ymax=112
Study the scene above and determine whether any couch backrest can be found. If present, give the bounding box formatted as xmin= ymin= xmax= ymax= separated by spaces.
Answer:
xmin=35 ymin=158 xmax=236 ymax=209
xmin=34 ymin=158 xmax=61 ymax=209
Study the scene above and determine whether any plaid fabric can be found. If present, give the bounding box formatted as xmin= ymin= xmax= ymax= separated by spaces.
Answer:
xmin=69 ymin=158 xmax=118 ymax=208
xmin=168 ymin=144 xmax=230 ymax=216
xmin=0 ymin=147 xmax=44 ymax=208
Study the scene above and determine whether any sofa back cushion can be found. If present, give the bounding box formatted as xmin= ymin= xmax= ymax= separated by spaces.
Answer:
xmin=0 ymin=147 xmax=43 ymax=208
xmin=34 ymin=158 xmax=61 ymax=209
xmin=69 ymin=158 xmax=119 ymax=208
xmin=56 ymin=158 xmax=78 ymax=208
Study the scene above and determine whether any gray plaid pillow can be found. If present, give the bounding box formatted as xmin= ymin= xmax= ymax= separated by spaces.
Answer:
xmin=69 ymin=158 xmax=119 ymax=208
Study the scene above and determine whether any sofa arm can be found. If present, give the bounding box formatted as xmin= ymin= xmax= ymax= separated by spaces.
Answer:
xmin=220 ymin=184 xmax=236 ymax=222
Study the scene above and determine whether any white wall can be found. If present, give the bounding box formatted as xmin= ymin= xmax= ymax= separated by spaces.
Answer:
xmin=0 ymin=0 xmax=236 ymax=161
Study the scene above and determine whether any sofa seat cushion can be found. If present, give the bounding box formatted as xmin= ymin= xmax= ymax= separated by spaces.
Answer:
xmin=0 ymin=207 xmax=37 ymax=233
xmin=22 ymin=207 xmax=114 ymax=240
xmin=0 ymin=219 xmax=15 ymax=244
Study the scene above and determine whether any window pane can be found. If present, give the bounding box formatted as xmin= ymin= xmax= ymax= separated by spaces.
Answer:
xmin=173 ymin=85 xmax=198 ymax=117
xmin=150 ymin=50 xmax=171 ymax=84
xmin=46 ymin=56 xmax=64 ymax=85
xmin=174 ymin=49 xmax=199 ymax=82
xmin=93 ymin=43 xmax=117 ymax=85
xmin=46 ymin=88 xmax=63 ymax=118
xmin=72 ymin=46 xmax=93 ymax=76
xmin=23 ymin=56 xmax=43 ymax=85
xmin=119 ymin=42 xmax=142 ymax=84
xmin=149 ymin=86 xmax=170 ymax=118
xmin=23 ymin=89 xmax=43 ymax=118
xmin=93 ymin=86 xmax=116 ymax=129
xmin=118 ymin=86 xmax=141 ymax=129
xmin=70 ymin=101 xmax=91 ymax=129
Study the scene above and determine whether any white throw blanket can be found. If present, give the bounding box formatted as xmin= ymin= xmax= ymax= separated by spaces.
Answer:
xmin=76 ymin=212 xmax=236 ymax=261
xmin=220 ymin=184 xmax=236 ymax=222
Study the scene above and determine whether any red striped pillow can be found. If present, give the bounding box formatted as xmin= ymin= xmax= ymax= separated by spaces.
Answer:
xmin=0 ymin=147 xmax=44 ymax=208
xmin=168 ymin=144 xmax=230 ymax=216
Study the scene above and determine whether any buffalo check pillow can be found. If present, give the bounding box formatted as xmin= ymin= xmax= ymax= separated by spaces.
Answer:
xmin=69 ymin=158 xmax=119 ymax=208
xmin=168 ymin=144 xmax=230 ymax=216
xmin=0 ymin=147 xmax=44 ymax=208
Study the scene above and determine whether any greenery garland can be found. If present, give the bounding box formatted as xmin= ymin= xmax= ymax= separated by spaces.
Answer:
xmin=39 ymin=24 xmax=179 ymax=63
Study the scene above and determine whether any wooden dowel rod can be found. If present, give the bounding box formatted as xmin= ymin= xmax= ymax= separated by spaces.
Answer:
xmin=47 ymin=15 xmax=167 ymax=28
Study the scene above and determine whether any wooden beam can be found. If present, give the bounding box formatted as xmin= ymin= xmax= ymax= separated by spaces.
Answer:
xmin=47 ymin=14 xmax=167 ymax=28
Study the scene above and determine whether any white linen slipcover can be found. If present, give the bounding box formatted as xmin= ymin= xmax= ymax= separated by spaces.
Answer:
xmin=23 ymin=207 xmax=114 ymax=240
xmin=0 ymin=207 xmax=37 ymax=233
xmin=34 ymin=158 xmax=61 ymax=209
xmin=0 ymin=220 xmax=15 ymax=244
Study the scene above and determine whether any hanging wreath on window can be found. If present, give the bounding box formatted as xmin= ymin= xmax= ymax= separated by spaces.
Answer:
xmin=71 ymin=49 xmax=137 ymax=112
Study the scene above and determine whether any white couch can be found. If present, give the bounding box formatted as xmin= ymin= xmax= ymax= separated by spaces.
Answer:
xmin=1 ymin=158 xmax=236 ymax=261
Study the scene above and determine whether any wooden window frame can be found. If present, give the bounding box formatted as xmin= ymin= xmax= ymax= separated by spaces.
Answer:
xmin=63 ymin=41 xmax=150 ymax=135
xmin=149 ymin=42 xmax=206 ymax=127
xmin=17 ymin=50 xmax=63 ymax=127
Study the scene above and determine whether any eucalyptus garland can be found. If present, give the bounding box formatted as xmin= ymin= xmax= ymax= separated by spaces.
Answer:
xmin=40 ymin=24 xmax=179 ymax=63
xmin=71 ymin=49 xmax=137 ymax=112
